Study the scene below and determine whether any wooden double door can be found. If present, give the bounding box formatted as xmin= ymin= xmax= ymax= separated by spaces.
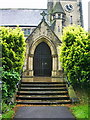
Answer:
xmin=34 ymin=42 xmax=52 ymax=76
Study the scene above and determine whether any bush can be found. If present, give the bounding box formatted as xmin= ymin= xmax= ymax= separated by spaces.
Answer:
xmin=2 ymin=101 xmax=15 ymax=119
xmin=1 ymin=26 xmax=26 ymax=72
xmin=60 ymin=25 xmax=90 ymax=84
xmin=0 ymin=26 xmax=26 ymax=102
xmin=2 ymin=71 xmax=20 ymax=102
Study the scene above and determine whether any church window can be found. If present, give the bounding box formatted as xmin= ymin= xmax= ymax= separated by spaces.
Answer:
xmin=62 ymin=20 xmax=65 ymax=26
xmin=23 ymin=29 xmax=27 ymax=35
xmin=53 ymin=15 xmax=56 ymax=19
xmin=62 ymin=14 xmax=65 ymax=19
xmin=58 ymin=26 xmax=60 ymax=32
xmin=28 ymin=29 xmax=31 ymax=35
xmin=22 ymin=28 xmax=31 ymax=35
xmin=58 ymin=14 xmax=61 ymax=19
xmin=70 ymin=16 xmax=73 ymax=24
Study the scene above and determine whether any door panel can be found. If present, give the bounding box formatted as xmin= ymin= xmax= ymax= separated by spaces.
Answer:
xmin=34 ymin=42 xmax=52 ymax=76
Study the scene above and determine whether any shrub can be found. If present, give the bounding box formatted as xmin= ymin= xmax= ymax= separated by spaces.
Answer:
xmin=1 ymin=24 xmax=26 ymax=119
xmin=2 ymin=71 xmax=20 ymax=102
xmin=0 ymin=26 xmax=26 ymax=102
xmin=60 ymin=25 xmax=90 ymax=84
xmin=0 ymin=27 xmax=26 ymax=72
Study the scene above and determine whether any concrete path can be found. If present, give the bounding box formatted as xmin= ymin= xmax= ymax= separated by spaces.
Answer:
xmin=14 ymin=106 xmax=75 ymax=120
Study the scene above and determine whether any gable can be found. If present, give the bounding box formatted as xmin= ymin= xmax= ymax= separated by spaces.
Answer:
xmin=27 ymin=19 xmax=61 ymax=45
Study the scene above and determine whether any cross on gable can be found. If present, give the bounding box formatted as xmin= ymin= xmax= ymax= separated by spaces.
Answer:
xmin=40 ymin=11 xmax=47 ymax=20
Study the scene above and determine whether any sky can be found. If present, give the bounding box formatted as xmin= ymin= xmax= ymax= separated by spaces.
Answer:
xmin=0 ymin=0 xmax=90 ymax=31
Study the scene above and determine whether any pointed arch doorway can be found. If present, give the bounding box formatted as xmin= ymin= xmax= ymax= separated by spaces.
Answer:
xmin=34 ymin=42 xmax=52 ymax=77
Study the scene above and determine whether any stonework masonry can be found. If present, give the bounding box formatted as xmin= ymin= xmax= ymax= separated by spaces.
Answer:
xmin=23 ymin=20 xmax=62 ymax=77
xmin=0 ymin=0 xmax=83 ymax=77
xmin=23 ymin=0 xmax=83 ymax=77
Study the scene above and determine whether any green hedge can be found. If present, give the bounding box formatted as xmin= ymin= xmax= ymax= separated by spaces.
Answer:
xmin=1 ymin=27 xmax=26 ymax=102
xmin=1 ymin=27 xmax=26 ymax=72
xmin=60 ymin=25 xmax=90 ymax=84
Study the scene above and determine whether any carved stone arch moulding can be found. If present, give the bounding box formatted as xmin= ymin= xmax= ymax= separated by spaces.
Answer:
xmin=29 ymin=35 xmax=57 ymax=56
xmin=26 ymin=35 xmax=59 ymax=77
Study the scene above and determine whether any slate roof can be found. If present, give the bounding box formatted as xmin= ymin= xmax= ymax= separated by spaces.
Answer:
xmin=52 ymin=2 xmax=65 ymax=14
xmin=0 ymin=9 xmax=47 ymax=26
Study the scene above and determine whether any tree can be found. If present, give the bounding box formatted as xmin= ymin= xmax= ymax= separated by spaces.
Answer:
xmin=60 ymin=25 xmax=90 ymax=84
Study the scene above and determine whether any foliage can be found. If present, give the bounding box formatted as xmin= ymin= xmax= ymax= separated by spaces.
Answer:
xmin=0 ymin=26 xmax=26 ymax=72
xmin=73 ymin=83 xmax=90 ymax=105
xmin=70 ymin=105 xmax=88 ymax=119
xmin=70 ymin=83 xmax=90 ymax=120
xmin=0 ymin=26 xmax=26 ymax=103
xmin=2 ymin=101 xmax=15 ymax=119
xmin=2 ymin=71 xmax=20 ymax=102
xmin=60 ymin=25 xmax=90 ymax=84
xmin=2 ymin=110 xmax=15 ymax=119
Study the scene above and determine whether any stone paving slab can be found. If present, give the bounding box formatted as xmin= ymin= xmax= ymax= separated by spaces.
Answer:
xmin=14 ymin=106 xmax=75 ymax=120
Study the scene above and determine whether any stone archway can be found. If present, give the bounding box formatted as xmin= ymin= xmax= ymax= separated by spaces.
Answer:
xmin=26 ymin=36 xmax=59 ymax=77
xmin=34 ymin=42 xmax=52 ymax=77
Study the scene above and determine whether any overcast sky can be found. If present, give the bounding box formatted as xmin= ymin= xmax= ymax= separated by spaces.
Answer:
xmin=0 ymin=0 xmax=90 ymax=31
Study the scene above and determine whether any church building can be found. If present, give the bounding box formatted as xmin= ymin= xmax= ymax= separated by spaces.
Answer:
xmin=0 ymin=0 xmax=83 ymax=77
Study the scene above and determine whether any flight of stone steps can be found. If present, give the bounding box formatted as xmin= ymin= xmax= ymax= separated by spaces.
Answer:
xmin=16 ymin=79 xmax=71 ymax=105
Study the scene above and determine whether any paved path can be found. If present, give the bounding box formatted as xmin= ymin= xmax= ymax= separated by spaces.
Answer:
xmin=14 ymin=106 xmax=75 ymax=120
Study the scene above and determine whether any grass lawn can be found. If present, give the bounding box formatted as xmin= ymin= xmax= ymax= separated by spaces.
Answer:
xmin=2 ymin=102 xmax=16 ymax=119
xmin=69 ymin=83 xmax=90 ymax=120
xmin=70 ymin=104 xmax=88 ymax=119
xmin=2 ymin=110 xmax=15 ymax=119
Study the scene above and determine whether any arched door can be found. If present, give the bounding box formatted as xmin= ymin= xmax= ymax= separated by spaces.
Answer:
xmin=34 ymin=42 xmax=52 ymax=76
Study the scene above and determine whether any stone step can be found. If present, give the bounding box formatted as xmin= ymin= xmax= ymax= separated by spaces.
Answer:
xmin=21 ymin=82 xmax=66 ymax=84
xmin=16 ymin=95 xmax=70 ymax=100
xmin=16 ymin=95 xmax=69 ymax=97
xmin=16 ymin=100 xmax=71 ymax=105
xmin=17 ymin=91 xmax=68 ymax=95
xmin=20 ymin=84 xmax=66 ymax=87
xmin=20 ymin=86 xmax=67 ymax=89
xmin=19 ymin=88 xmax=68 ymax=91
xmin=18 ymin=90 xmax=68 ymax=93
xmin=16 ymin=78 xmax=71 ymax=105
